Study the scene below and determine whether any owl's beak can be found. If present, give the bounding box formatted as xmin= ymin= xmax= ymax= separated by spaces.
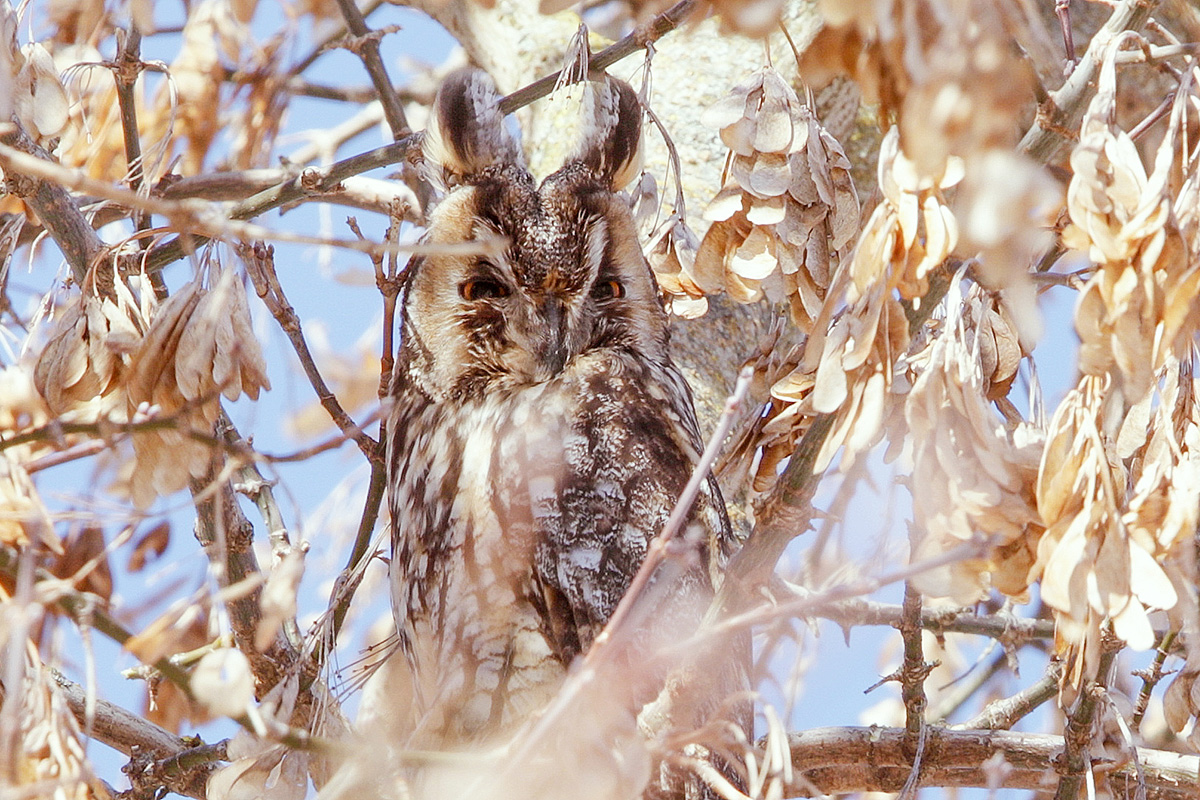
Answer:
xmin=535 ymin=294 xmax=569 ymax=377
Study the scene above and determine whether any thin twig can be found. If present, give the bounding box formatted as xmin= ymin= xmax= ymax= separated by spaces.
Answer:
xmin=955 ymin=661 xmax=1061 ymax=731
xmin=496 ymin=0 xmax=699 ymax=115
xmin=796 ymin=595 xmax=1056 ymax=643
xmin=238 ymin=241 xmax=381 ymax=464
xmin=332 ymin=0 xmax=409 ymax=138
xmin=290 ymin=0 xmax=385 ymax=76
xmin=1132 ymin=630 xmax=1178 ymax=733
xmin=1018 ymin=0 xmax=1160 ymax=162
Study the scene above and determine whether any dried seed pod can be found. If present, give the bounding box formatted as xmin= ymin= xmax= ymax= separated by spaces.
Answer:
xmin=35 ymin=265 xmax=156 ymax=419
xmin=906 ymin=281 xmax=1043 ymax=604
xmin=697 ymin=66 xmax=859 ymax=331
xmin=121 ymin=268 xmax=270 ymax=508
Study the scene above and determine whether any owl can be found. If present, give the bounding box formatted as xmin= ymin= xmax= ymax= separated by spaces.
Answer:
xmin=386 ymin=68 xmax=746 ymax=798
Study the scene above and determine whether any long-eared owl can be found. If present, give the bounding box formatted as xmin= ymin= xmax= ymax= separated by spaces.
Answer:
xmin=386 ymin=68 xmax=743 ymax=796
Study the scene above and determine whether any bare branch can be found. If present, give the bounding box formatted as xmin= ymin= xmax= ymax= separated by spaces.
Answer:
xmin=332 ymin=0 xmax=409 ymax=137
xmin=48 ymin=669 xmax=218 ymax=800
xmin=238 ymin=241 xmax=381 ymax=464
xmin=0 ymin=122 xmax=105 ymax=283
xmin=957 ymin=661 xmax=1062 ymax=731
xmin=1019 ymin=0 xmax=1160 ymax=162
xmin=785 ymin=726 xmax=1199 ymax=799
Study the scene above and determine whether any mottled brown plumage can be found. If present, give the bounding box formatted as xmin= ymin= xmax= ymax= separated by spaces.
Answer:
xmin=387 ymin=68 xmax=745 ymax=797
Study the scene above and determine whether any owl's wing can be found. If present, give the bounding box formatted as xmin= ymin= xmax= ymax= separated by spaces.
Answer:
xmin=512 ymin=355 xmax=730 ymax=667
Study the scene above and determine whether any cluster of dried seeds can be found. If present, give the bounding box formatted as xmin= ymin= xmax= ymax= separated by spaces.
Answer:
xmin=905 ymin=282 xmax=1043 ymax=604
xmin=1033 ymin=374 xmax=1186 ymax=703
xmin=32 ymin=264 xmax=270 ymax=508
xmin=696 ymin=66 xmax=858 ymax=333
xmin=1066 ymin=37 xmax=1200 ymax=404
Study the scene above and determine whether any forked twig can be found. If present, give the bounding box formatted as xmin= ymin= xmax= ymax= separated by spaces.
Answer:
xmin=237 ymin=241 xmax=381 ymax=464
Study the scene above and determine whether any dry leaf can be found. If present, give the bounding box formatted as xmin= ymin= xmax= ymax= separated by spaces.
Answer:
xmin=128 ymin=520 xmax=171 ymax=572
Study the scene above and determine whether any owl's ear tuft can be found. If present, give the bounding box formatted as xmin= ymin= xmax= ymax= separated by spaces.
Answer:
xmin=573 ymin=76 xmax=643 ymax=191
xmin=424 ymin=68 xmax=524 ymax=187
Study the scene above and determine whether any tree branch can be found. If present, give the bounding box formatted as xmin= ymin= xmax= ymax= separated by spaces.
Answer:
xmin=332 ymin=0 xmax=409 ymax=138
xmin=1018 ymin=0 xmax=1160 ymax=162
xmin=786 ymin=726 xmax=1199 ymax=799
xmin=0 ymin=122 xmax=105 ymax=283
xmin=238 ymin=241 xmax=381 ymax=465
xmin=48 ymin=669 xmax=219 ymax=800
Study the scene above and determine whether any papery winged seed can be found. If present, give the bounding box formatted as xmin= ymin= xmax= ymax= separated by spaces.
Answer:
xmin=846 ymin=371 xmax=886 ymax=452
xmin=1105 ymin=134 xmax=1147 ymax=211
xmin=776 ymin=241 xmax=800 ymax=276
xmin=724 ymin=270 xmax=762 ymax=303
xmin=176 ymin=285 xmax=221 ymax=402
xmin=759 ymin=268 xmax=788 ymax=303
xmin=842 ymin=293 xmax=889 ymax=372
xmin=810 ymin=323 xmax=849 ymax=414
xmin=849 ymin=208 xmax=892 ymax=295
xmin=778 ymin=204 xmax=811 ymax=246
xmin=754 ymin=71 xmax=795 ymax=154
xmin=720 ymin=117 xmax=759 ymax=158
xmin=746 ymin=196 xmax=786 ymax=226
xmin=671 ymin=296 xmax=708 ymax=319
xmin=84 ymin=300 xmax=117 ymax=387
xmin=101 ymin=297 xmax=144 ymax=354
xmin=747 ymin=153 xmax=792 ymax=198
xmin=1091 ymin=524 xmax=1132 ymax=612
xmin=1127 ymin=543 xmax=1177 ymax=611
xmin=35 ymin=304 xmax=89 ymax=412
xmin=731 ymin=226 xmax=778 ymax=280
xmin=832 ymin=188 xmax=859 ymax=251
xmin=704 ymin=184 xmax=746 ymax=222
xmin=700 ymin=90 xmax=749 ymax=135
xmin=128 ymin=280 xmax=204 ymax=406
xmin=211 ymin=276 xmax=243 ymax=400
xmin=1038 ymin=512 xmax=1091 ymax=615
xmin=1112 ymin=596 xmax=1154 ymax=651
xmin=17 ymin=43 xmax=69 ymax=139
xmin=806 ymin=228 xmax=830 ymax=286
xmin=920 ymin=195 xmax=950 ymax=277
xmin=1163 ymin=673 xmax=1194 ymax=732
xmin=897 ymin=192 xmax=920 ymax=250
xmin=701 ymin=73 xmax=762 ymax=131
xmin=788 ymin=153 xmax=819 ymax=205
xmin=694 ymin=219 xmax=734 ymax=290
xmin=229 ymin=276 xmax=269 ymax=399
xmin=807 ymin=126 xmax=837 ymax=206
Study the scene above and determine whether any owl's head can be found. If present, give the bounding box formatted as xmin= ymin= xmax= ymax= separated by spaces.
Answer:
xmin=397 ymin=68 xmax=671 ymax=400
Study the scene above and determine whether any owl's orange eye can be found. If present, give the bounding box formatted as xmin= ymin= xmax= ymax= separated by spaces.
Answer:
xmin=460 ymin=278 xmax=509 ymax=301
xmin=591 ymin=279 xmax=625 ymax=301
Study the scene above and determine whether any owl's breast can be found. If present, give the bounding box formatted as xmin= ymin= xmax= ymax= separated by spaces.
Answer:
xmin=388 ymin=390 xmax=569 ymax=744
xmin=386 ymin=350 xmax=725 ymax=745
